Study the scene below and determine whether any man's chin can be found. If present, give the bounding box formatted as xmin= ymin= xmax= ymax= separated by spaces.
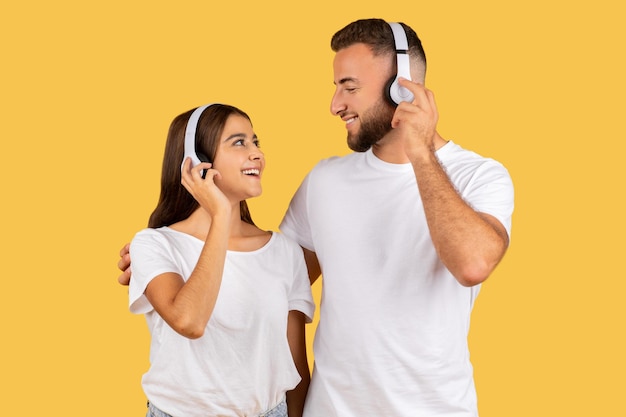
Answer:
xmin=347 ymin=137 xmax=369 ymax=152
xmin=348 ymin=133 xmax=383 ymax=153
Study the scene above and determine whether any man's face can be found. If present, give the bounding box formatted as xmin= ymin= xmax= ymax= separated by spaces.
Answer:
xmin=330 ymin=43 xmax=396 ymax=152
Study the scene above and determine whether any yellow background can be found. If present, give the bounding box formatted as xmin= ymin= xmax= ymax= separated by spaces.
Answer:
xmin=2 ymin=0 xmax=624 ymax=415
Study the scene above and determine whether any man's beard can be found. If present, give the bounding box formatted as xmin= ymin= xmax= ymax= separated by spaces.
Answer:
xmin=347 ymin=99 xmax=396 ymax=152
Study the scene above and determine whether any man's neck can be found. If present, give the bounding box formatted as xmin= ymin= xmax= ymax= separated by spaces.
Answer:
xmin=371 ymin=131 xmax=448 ymax=164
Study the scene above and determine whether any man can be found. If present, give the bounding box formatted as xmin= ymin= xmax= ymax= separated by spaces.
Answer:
xmin=119 ymin=18 xmax=514 ymax=417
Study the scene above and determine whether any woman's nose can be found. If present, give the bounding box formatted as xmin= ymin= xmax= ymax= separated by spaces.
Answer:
xmin=250 ymin=148 xmax=264 ymax=160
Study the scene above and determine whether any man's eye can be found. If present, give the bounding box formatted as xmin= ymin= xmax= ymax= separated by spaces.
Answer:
xmin=253 ymin=140 xmax=261 ymax=148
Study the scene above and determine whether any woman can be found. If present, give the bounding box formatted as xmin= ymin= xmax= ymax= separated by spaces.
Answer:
xmin=128 ymin=103 xmax=314 ymax=417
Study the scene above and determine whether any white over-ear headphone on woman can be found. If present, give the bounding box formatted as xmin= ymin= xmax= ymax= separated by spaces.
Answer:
xmin=181 ymin=103 xmax=217 ymax=178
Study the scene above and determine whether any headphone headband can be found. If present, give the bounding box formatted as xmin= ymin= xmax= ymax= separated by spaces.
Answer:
xmin=389 ymin=22 xmax=409 ymax=51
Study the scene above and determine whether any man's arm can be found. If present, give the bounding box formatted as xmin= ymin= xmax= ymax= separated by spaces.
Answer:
xmin=394 ymin=79 xmax=509 ymax=286
xmin=118 ymin=243 xmax=131 ymax=285
xmin=411 ymin=151 xmax=509 ymax=286
xmin=303 ymin=247 xmax=321 ymax=285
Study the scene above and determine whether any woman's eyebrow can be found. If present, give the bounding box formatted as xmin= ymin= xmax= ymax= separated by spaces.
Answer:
xmin=224 ymin=133 xmax=257 ymax=142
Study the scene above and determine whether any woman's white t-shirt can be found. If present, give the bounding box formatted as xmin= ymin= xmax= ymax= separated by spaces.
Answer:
xmin=129 ymin=229 xmax=314 ymax=417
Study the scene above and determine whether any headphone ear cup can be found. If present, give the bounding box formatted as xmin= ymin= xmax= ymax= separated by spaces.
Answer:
xmin=196 ymin=152 xmax=211 ymax=179
xmin=196 ymin=151 xmax=211 ymax=164
xmin=384 ymin=75 xmax=399 ymax=107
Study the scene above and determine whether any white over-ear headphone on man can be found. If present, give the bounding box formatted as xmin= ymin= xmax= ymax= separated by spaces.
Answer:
xmin=384 ymin=22 xmax=415 ymax=106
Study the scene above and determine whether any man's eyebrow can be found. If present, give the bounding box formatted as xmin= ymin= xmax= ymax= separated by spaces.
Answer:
xmin=335 ymin=77 xmax=358 ymax=85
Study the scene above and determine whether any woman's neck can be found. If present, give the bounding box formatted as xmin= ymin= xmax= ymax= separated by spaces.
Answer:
xmin=170 ymin=204 xmax=271 ymax=251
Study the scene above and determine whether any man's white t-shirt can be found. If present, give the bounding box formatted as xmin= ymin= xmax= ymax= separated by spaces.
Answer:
xmin=129 ymin=229 xmax=315 ymax=417
xmin=280 ymin=142 xmax=514 ymax=417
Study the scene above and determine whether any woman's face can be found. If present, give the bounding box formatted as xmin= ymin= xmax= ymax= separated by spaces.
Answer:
xmin=211 ymin=114 xmax=265 ymax=202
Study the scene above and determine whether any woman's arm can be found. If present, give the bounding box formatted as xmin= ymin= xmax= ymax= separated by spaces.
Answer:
xmin=144 ymin=159 xmax=232 ymax=339
xmin=285 ymin=310 xmax=310 ymax=417
xmin=144 ymin=213 xmax=230 ymax=339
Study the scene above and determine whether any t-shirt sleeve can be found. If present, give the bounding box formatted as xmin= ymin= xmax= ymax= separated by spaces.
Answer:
xmin=285 ymin=237 xmax=315 ymax=323
xmin=464 ymin=161 xmax=515 ymax=239
xmin=279 ymin=171 xmax=315 ymax=252
xmin=128 ymin=229 xmax=181 ymax=314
